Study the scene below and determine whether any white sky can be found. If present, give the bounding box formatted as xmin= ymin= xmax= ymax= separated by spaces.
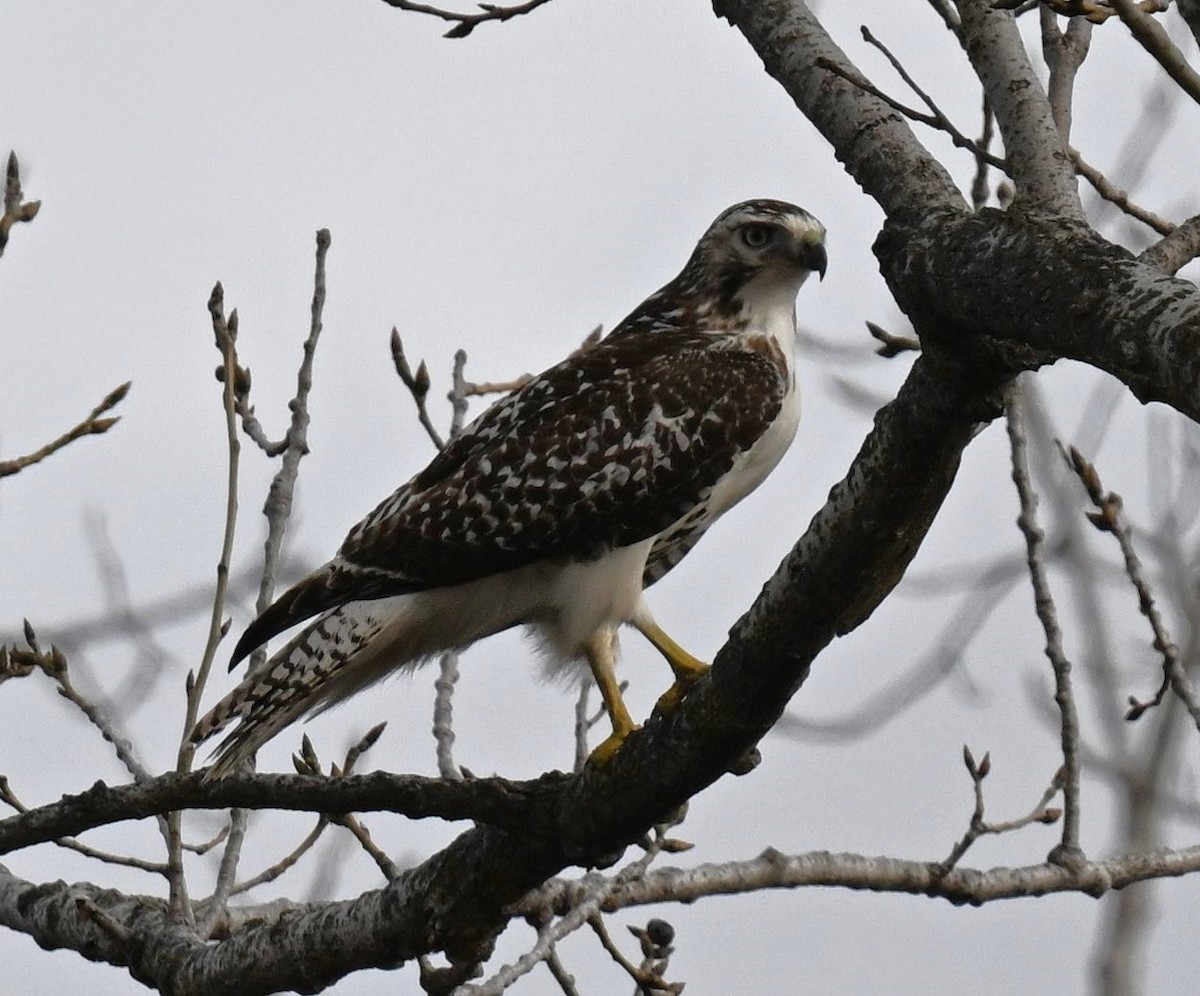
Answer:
xmin=3 ymin=2 xmax=1200 ymax=994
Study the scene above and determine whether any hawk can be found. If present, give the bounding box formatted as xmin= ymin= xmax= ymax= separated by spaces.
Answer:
xmin=192 ymin=199 xmax=827 ymax=776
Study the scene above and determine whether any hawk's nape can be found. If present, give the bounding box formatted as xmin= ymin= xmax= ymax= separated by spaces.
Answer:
xmin=192 ymin=199 xmax=826 ymax=777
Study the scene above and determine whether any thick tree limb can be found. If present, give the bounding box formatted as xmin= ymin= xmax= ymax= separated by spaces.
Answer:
xmin=959 ymin=0 xmax=1084 ymax=214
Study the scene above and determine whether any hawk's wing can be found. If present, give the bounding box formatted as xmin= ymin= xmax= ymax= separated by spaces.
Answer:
xmin=231 ymin=328 xmax=786 ymax=665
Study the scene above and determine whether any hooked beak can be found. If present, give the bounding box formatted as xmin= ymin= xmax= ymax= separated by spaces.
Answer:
xmin=794 ymin=232 xmax=828 ymax=281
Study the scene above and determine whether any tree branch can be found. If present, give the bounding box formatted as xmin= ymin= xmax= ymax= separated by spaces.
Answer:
xmin=958 ymin=0 xmax=1084 ymax=215
xmin=714 ymin=0 xmax=965 ymax=220
xmin=377 ymin=0 xmax=555 ymax=39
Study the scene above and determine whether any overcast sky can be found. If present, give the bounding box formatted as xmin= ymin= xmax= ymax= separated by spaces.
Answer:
xmin=3 ymin=3 xmax=1200 ymax=994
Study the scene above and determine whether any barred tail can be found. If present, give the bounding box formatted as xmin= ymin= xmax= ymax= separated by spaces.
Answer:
xmin=192 ymin=598 xmax=409 ymax=779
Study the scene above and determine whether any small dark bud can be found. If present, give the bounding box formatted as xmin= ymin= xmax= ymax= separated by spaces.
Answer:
xmin=645 ymin=918 xmax=675 ymax=948
xmin=414 ymin=360 xmax=431 ymax=396
xmin=22 ymin=619 xmax=38 ymax=652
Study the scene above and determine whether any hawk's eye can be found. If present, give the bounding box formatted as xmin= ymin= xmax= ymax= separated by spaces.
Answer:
xmin=740 ymin=224 xmax=774 ymax=249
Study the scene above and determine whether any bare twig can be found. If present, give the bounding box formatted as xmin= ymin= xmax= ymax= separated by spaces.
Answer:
xmin=866 ymin=320 xmax=921 ymax=357
xmin=0 ymin=382 xmax=130 ymax=478
xmin=378 ymin=0 xmax=556 ymax=39
xmin=573 ymin=682 xmax=592 ymax=774
xmin=336 ymin=812 xmax=399 ymax=881
xmin=433 ymin=653 xmax=464 ymax=780
xmin=1 ymin=629 xmax=151 ymax=778
xmin=627 ymin=919 xmax=678 ymax=996
xmin=228 ymin=816 xmax=330 ymax=898
xmin=971 ymin=96 xmax=997 ymax=209
xmin=449 ymin=348 xmax=471 ymax=437
xmin=45 ymin=648 xmax=153 ymax=783
xmin=1070 ymin=148 xmax=1175 ymax=236
xmin=183 ymin=825 xmax=230 ymax=855
xmin=168 ymin=283 xmax=245 ymax=920
xmin=1006 ymin=383 xmax=1084 ymax=864
xmin=0 ymin=151 xmax=41 ymax=258
xmin=204 ymin=231 xmax=332 ymax=927
xmin=392 ymin=328 xmax=446 ymax=450
xmin=290 ymin=727 xmax=398 ymax=881
xmin=0 ymin=775 xmax=167 ymax=874
xmin=814 ymin=55 xmax=1007 ymax=171
xmin=255 ymin=229 xmax=331 ymax=613
xmin=936 ymin=747 xmax=1063 ymax=873
xmin=459 ymin=836 xmax=669 ymax=996
xmin=589 ymin=915 xmax=681 ymax=996
xmin=543 ymin=947 xmax=582 ymax=996
xmin=1065 ymin=446 xmax=1200 ymax=730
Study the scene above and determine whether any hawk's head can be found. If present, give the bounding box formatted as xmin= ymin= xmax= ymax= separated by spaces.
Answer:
xmin=667 ymin=199 xmax=827 ymax=320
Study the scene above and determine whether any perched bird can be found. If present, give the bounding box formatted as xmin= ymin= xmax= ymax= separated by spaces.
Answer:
xmin=192 ymin=199 xmax=827 ymax=776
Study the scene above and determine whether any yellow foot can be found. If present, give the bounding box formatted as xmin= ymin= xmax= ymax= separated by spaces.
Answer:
xmin=587 ymin=723 xmax=640 ymax=767
xmin=653 ymin=662 xmax=711 ymax=714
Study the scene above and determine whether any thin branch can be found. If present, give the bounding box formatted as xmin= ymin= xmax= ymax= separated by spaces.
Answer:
xmin=520 ymin=843 xmax=1200 ymax=918
xmin=589 ymin=916 xmax=681 ymax=996
xmin=228 ymin=817 xmax=330 ymax=898
xmin=542 ymin=947 xmax=582 ymax=996
xmin=936 ymin=747 xmax=1062 ymax=873
xmin=970 ymin=95 xmax=997 ymax=209
xmin=290 ymin=728 xmax=399 ymax=881
xmin=183 ymin=825 xmax=229 ymax=856
xmin=1070 ymin=148 xmax=1175 ymax=236
xmin=1006 ymin=383 xmax=1084 ymax=864
xmin=449 ymin=349 xmax=471 ymax=437
xmin=1108 ymin=0 xmax=1200 ymax=104
xmin=392 ymin=328 xmax=445 ymax=450
xmin=0 ymin=776 xmax=167 ymax=875
xmin=45 ymin=649 xmax=154 ymax=784
xmin=433 ymin=653 xmax=464 ymax=780
xmin=0 ymin=382 xmax=130 ymax=478
xmin=814 ymin=56 xmax=1007 ymax=170
xmin=377 ymin=0 xmax=556 ymax=39
xmin=459 ymin=838 xmax=667 ymax=996
xmin=169 ymin=283 xmax=245 ymax=920
xmin=866 ymin=320 xmax=921 ymax=357
xmin=1065 ymin=446 xmax=1200 ymax=730
xmin=628 ymin=919 xmax=678 ymax=996
xmin=335 ymin=813 xmax=400 ymax=881
xmin=255 ymin=229 xmax=330 ymax=613
xmin=573 ymin=682 xmax=592 ymax=774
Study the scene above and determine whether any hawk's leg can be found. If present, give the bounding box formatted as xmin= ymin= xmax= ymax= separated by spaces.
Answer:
xmin=586 ymin=628 xmax=639 ymax=765
xmin=635 ymin=617 xmax=711 ymax=712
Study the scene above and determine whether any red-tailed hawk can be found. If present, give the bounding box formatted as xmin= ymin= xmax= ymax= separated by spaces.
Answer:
xmin=193 ymin=199 xmax=826 ymax=776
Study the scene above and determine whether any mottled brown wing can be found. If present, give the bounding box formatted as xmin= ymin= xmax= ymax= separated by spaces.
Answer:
xmin=231 ymin=329 xmax=784 ymax=666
